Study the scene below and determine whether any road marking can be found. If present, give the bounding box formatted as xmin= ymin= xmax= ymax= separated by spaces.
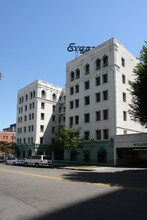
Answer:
xmin=0 ymin=168 xmax=147 ymax=192
xmin=0 ymin=168 xmax=63 ymax=181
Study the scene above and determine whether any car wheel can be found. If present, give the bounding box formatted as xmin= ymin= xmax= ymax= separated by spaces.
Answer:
xmin=25 ymin=162 xmax=28 ymax=167
xmin=35 ymin=163 xmax=39 ymax=168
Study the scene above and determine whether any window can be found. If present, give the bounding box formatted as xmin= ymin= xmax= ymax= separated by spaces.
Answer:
xmin=32 ymin=113 xmax=34 ymax=120
xmin=52 ymin=115 xmax=55 ymax=122
xmin=23 ymin=138 xmax=26 ymax=144
xmin=84 ymin=96 xmax=90 ymax=105
xmin=75 ymin=68 xmax=80 ymax=79
xmin=25 ymin=105 xmax=27 ymax=111
xmin=52 ymin=127 xmax=55 ymax=133
xmin=95 ymin=76 xmax=101 ymax=86
xmin=123 ymin=111 xmax=127 ymax=121
xmin=95 ymin=59 xmax=101 ymax=70
xmin=103 ymin=90 xmax=108 ymax=100
xmin=70 ymin=87 xmax=74 ymax=95
xmin=102 ymin=73 xmax=108 ymax=83
xmin=75 ymin=84 xmax=79 ymax=93
xmin=29 ymin=114 xmax=31 ymax=120
xmin=30 ymin=92 xmax=33 ymax=99
xmin=75 ymin=115 xmax=79 ymax=124
xmin=41 ymin=113 xmax=45 ymax=120
xmin=103 ymin=129 xmax=109 ymax=139
xmin=24 ymin=115 xmax=27 ymax=121
xmin=53 ymin=105 xmax=56 ymax=112
xmin=75 ymin=99 xmax=79 ymax=108
xmin=95 ymin=92 xmax=101 ymax=102
xmin=40 ymin=137 xmax=43 ymax=144
xmin=40 ymin=125 xmax=44 ymax=132
xmin=28 ymin=126 xmax=31 ymax=132
xmin=84 ymin=80 xmax=90 ymax=90
xmin=96 ymin=111 xmax=101 ymax=121
xmin=69 ymin=117 xmax=73 ymax=126
xmin=103 ymin=109 xmax=109 ymax=120
xmin=84 ymin=131 xmax=90 ymax=140
xmin=122 ymin=74 xmax=126 ymax=84
xmin=41 ymin=90 xmax=46 ymax=98
xmin=85 ymin=64 xmax=90 ymax=74
xmin=121 ymin=57 xmax=125 ymax=67
xmin=41 ymin=102 xmax=45 ymax=109
xmin=84 ymin=113 xmax=90 ymax=123
xmin=70 ymin=71 xmax=74 ymax=81
xmin=103 ymin=55 xmax=108 ymax=67
xmin=70 ymin=101 xmax=74 ymax=109
xmin=52 ymin=93 xmax=57 ymax=101
xmin=96 ymin=130 xmax=101 ymax=140
xmin=123 ymin=92 xmax=126 ymax=102
xmin=25 ymin=94 xmax=28 ymax=101
xmin=24 ymin=127 xmax=26 ymax=133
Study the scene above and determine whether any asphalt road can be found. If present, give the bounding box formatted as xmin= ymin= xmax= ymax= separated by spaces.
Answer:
xmin=0 ymin=164 xmax=147 ymax=220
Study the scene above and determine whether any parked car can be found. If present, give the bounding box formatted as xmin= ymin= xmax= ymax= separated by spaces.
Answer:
xmin=0 ymin=155 xmax=5 ymax=163
xmin=5 ymin=157 xmax=25 ymax=165
xmin=24 ymin=155 xmax=52 ymax=167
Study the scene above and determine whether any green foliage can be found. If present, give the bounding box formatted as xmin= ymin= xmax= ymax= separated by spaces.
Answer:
xmin=129 ymin=41 xmax=147 ymax=125
xmin=0 ymin=141 xmax=15 ymax=156
xmin=53 ymin=127 xmax=82 ymax=152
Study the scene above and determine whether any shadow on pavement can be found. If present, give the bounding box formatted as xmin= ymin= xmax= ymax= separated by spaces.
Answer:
xmin=29 ymin=187 xmax=147 ymax=220
xmin=26 ymin=169 xmax=147 ymax=220
xmin=62 ymin=169 xmax=147 ymax=190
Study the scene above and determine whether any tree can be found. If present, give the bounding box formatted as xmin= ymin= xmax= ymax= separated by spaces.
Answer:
xmin=129 ymin=41 xmax=147 ymax=125
xmin=52 ymin=127 xmax=82 ymax=160
xmin=0 ymin=141 xmax=15 ymax=156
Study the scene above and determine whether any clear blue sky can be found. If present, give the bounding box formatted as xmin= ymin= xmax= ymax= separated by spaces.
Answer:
xmin=0 ymin=0 xmax=147 ymax=131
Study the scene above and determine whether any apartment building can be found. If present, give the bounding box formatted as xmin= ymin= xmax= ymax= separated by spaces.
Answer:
xmin=65 ymin=37 xmax=147 ymax=165
xmin=16 ymin=80 xmax=65 ymax=157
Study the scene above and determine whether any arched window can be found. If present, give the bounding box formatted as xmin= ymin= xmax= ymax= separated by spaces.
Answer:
xmin=97 ymin=147 xmax=107 ymax=163
xmin=52 ymin=93 xmax=57 ymax=101
xmin=103 ymin=55 xmax=108 ymax=67
xmin=33 ymin=90 xmax=35 ymax=98
xmin=25 ymin=94 xmax=28 ymax=101
xmin=85 ymin=64 xmax=90 ymax=74
xmin=41 ymin=90 xmax=46 ymax=98
xmin=70 ymin=148 xmax=77 ymax=161
xmin=70 ymin=71 xmax=74 ymax=81
xmin=75 ymin=68 xmax=80 ymax=79
xmin=95 ymin=58 xmax=101 ymax=70
xmin=30 ymin=92 xmax=33 ymax=99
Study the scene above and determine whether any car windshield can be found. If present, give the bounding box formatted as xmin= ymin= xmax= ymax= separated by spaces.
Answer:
xmin=43 ymin=156 xmax=51 ymax=160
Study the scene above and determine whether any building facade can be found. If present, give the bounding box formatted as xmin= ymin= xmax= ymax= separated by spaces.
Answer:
xmin=65 ymin=37 xmax=147 ymax=165
xmin=0 ymin=131 xmax=16 ymax=144
xmin=16 ymin=80 xmax=65 ymax=157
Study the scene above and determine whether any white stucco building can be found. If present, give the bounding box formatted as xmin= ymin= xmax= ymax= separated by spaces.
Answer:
xmin=65 ymin=37 xmax=147 ymax=164
xmin=16 ymin=80 xmax=65 ymax=157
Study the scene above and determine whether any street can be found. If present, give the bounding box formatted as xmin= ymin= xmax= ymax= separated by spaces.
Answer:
xmin=0 ymin=164 xmax=147 ymax=220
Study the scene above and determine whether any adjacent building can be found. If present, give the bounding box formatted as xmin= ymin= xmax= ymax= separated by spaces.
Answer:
xmin=16 ymin=80 xmax=65 ymax=157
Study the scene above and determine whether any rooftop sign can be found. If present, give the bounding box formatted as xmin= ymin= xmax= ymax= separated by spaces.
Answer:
xmin=67 ymin=43 xmax=95 ymax=54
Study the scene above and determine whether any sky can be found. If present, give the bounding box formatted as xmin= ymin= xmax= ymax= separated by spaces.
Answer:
xmin=0 ymin=0 xmax=147 ymax=131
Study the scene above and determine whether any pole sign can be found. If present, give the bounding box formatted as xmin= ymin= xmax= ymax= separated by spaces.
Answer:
xmin=67 ymin=43 xmax=95 ymax=54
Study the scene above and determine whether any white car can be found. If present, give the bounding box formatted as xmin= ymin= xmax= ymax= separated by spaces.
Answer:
xmin=24 ymin=155 xmax=52 ymax=167
xmin=5 ymin=157 xmax=25 ymax=165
